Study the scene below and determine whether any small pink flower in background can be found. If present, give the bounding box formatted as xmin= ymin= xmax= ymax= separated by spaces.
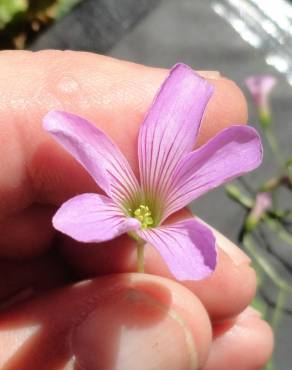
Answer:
xmin=245 ymin=75 xmax=277 ymax=126
xmin=44 ymin=64 xmax=262 ymax=281
xmin=245 ymin=192 xmax=272 ymax=231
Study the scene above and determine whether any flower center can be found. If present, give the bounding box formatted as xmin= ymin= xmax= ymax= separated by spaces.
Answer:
xmin=132 ymin=205 xmax=154 ymax=229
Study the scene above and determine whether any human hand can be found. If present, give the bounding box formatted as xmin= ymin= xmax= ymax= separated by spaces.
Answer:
xmin=0 ymin=51 xmax=273 ymax=370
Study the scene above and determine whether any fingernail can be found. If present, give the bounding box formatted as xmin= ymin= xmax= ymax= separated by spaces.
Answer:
xmin=197 ymin=70 xmax=221 ymax=79
xmin=71 ymin=288 xmax=197 ymax=370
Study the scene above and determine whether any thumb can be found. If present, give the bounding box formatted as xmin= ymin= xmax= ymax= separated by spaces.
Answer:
xmin=0 ymin=274 xmax=211 ymax=370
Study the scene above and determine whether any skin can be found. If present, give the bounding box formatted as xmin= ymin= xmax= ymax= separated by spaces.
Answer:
xmin=0 ymin=50 xmax=273 ymax=370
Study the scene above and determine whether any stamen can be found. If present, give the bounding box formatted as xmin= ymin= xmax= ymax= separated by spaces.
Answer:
xmin=131 ymin=205 xmax=154 ymax=229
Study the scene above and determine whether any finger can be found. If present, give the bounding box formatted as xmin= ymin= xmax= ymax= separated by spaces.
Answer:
xmin=0 ymin=205 xmax=55 ymax=259
xmin=0 ymin=51 xmax=247 ymax=258
xmin=0 ymin=274 xmax=211 ymax=370
xmin=61 ymin=209 xmax=256 ymax=320
xmin=203 ymin=307 xmax=274 ymax=370
xmin=0 ymin=50 xmax=247 ymax=210
xmin=0 ymin=250 xmax=71 ymax=303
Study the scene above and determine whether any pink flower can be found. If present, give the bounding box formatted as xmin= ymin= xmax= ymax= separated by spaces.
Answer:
xmin=245 ymin=192 xmax=272 ymax=231
xmin=44 ymin=64 xmax=262 ymax=281
xmin=245 ymin=75 xmax=277 ymax=126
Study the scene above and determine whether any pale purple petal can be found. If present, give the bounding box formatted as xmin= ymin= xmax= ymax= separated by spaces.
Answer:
xmin=44 ymin=111 xmax=140 ymax=207
xmin=53 ymin=193 xmax=140 ymax=243
xmin=245 ymin=75 xmax=277 ymax=109
xmin=250 ymin=192 xmax=272 ymax=221
xmin=138 ymin=218 xmax=217 ymax=281
xmin=163 ymin=125 xmax=263 ymax=220
xmin=138 ymin=64 xmax=214 ymax=212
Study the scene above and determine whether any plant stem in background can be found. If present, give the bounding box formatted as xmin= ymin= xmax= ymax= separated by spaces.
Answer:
xmin=225 ymin=184 xmax=253 ymax=208
xmin=263 ymin=126 xmax=284 ymax=167
xmin=243 ymin=234 xmax=292 ymax=294
xmin=265 ymin=217 xmax=292 ymax=247
xmin=271 ymin=289 xmax=286 ymax=331
xmin=265 ymin=360 xmax=276 ymax=370
xmin=264 ymin=289 xmax=286 ymax=370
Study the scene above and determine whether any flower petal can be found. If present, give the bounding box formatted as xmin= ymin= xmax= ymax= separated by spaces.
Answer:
xmin=44 ymin=111 xmax=140 ymax=207
xmin=138 ymin=219 xmax=217 ymax=281
xmin=138 ymin=64 xmax=214 ymax=212
xmin=53 ymin=193 xmax=140 ymax=243
xmin=163 ymin=125 xmax=263 ymax=220
xmin=245 ymin=75 xmax=277 ymax=108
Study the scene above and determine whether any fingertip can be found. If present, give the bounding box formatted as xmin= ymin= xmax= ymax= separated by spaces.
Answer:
xmin=204 ymin=307 xmax=274 ymax=370
xmin=218 ymin=77 xmax=248 ymax=125
xmin=71 ymin=274 xmax=212 ymax=370
xmin=198 ymin=77 xmax=248 ymax=146
xmin=186 ymin=249 xmax=257 ymax=319
xmin=0 ymin=273 xmax=212 ymax=370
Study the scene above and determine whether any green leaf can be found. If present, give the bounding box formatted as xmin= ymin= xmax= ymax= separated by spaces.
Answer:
xmin=0 ymin=0 xmax=28 ymax=29
xmin=225 ymin=184 xmax=253 ymax=208
xmin=265 ymin=217 xmax=292 ymax=246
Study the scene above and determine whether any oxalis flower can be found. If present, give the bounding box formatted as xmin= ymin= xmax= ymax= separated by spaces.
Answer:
xmin=44 ymin=63 xmax=262 ymax=281
xmin=245 ymin=192 xmax=272 ymax=232
xmin=245 ymin=75 xmax=277 ymax=127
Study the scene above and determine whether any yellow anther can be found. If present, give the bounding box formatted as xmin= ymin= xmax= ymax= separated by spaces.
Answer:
xmin=145 ymin=216 xmax=153 ymax=224
xmin=132 ymin=205 xmax=154 ymax=229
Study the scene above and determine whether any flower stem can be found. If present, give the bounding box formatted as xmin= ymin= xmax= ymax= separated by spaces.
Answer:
xmin=264 ymin=360 xmax=275 ymax=370
xmin=225 ymin=184 xmax=253 ymax=208
xmin=265 ymin=289 xmax=285 ymax=370
xmin=271 ymin=289 xmax=285 ymax=332
xmin=263 ymin=126 xmax=284 ymax=168
xmin=264 ymin=217 xmax=292 ymax=247
xmin=137 ymin=240 xmax=145 ymax=273
xmin=243 ymin=234 xmax=292 ymax=294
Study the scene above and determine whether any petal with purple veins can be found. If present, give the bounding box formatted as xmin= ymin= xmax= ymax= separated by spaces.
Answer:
xmin=138 ymin=64 xmax=214 ymax=213
xmin=162 ymin=125 xmax=263 ymax=220
xmin=53 ymin=193 xmax=140 ymax=243
xmin=138 ymin=218 xmax=217 ymax=281
xmin=43 ymin=111 xmax=140 ymax=207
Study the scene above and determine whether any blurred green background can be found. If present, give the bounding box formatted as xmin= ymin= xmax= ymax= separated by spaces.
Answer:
xmin=0 ymin=0 xmax=82 ymax=49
